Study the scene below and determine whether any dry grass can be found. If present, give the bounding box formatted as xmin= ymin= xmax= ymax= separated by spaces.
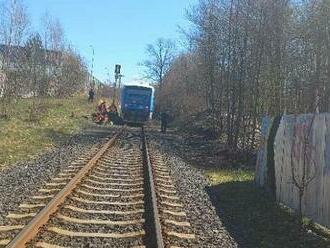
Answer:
xmin=0 ymin=95 xmax=97 ymax=167
xmin=205 ymin=168 xmax=254 ymax=184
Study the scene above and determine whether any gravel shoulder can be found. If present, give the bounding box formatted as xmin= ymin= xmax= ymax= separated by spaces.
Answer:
xmin=0 ymin=125 xmax=117 ymax=224
xmin=147 ymin=126 xmax=330 ymax=248
xmin=148 ymin=128 xmax=239 ymax=248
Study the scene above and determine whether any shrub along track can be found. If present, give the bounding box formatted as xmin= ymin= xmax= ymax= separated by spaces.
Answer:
xmin=0 ymin=127 xmax=195 ymax=248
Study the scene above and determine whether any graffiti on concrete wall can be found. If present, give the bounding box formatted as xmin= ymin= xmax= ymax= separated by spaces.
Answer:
xmin=274 ymin=113 xmax=330 ymax=228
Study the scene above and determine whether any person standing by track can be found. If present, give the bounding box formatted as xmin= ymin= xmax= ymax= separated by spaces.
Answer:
xmin=160 ymin=111 xmax=168 ymax=133
xmin=88 ymin=88 xmax=95 ymax=102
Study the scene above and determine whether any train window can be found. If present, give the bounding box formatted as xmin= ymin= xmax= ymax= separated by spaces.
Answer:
xmin=124 ymin=89 xmax=152 ymax=105
xmin=127 ymin=93 xmax=148 ymax=104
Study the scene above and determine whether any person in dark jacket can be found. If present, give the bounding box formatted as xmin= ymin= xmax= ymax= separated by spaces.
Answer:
xmin=88 ymin=88 xmax=95 ymax=102
xmin=160 ymin=112 xmax=168 ymax=133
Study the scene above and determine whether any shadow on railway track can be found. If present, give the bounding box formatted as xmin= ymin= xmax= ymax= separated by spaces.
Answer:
xmin=206 ymin=181 xmax=330 ymax=248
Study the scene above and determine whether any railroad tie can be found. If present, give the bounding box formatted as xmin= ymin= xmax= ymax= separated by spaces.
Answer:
xmin=162 ymin=210 xmax=187 ymax=217
xmin=0 ymin=239 xmax=10 ymax=246
xmin=35 ymin=241 xmax=68 ymax=248
xmin=56 ymin=213 xmax=145 ymax=225
xmin=165 ymin=231 xmax=195 ymax=239
xmin=81 ymin=183 xmax=143 ymax=192
xmin=0 ymin=225 xmax=24 ymax=232
xmin=48 ymin=226 xmax=145 ymax=238
xmin=85 ymin=178 xmax=143 ymax=187
xmin=7 ymin=213 xmax=36 ymax=219
xmin=19 ymin=203 xmax=46 ymax=209
xmin=63 ymin=205 xmax=144 ymax=215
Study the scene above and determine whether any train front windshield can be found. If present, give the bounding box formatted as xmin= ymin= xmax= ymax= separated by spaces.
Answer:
xmin=124 ymin=88 xmax=152 ymax=108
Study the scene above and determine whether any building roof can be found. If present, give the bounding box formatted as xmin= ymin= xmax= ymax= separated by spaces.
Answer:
xmin=0 ymin=44 xmax=26 ymax=63
xmin=0 ymin=44 xmax=62 ymax=65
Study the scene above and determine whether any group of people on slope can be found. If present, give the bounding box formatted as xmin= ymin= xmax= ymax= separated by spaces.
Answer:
xmin=94 ymin=100 xmax=119 ymax=125
xmin=88 ymin=88 xmax=118 ymax=125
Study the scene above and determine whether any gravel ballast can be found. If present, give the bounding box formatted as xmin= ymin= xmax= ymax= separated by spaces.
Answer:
xmin=0 ymin=126 xmax=116 ymax=224
xmin=1 ymin=125 xmax=238 ymax=247
xmin=149 ymin=129 xmax=239 ymax=248
xmin=163 ymin=155 xmax=238 ymax=247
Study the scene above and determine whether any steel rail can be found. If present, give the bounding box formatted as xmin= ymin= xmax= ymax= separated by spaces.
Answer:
xmin=141 ymin=126 xmax=164 ymax=248
xmin=7 ymin=129 xmax=123 ymax=248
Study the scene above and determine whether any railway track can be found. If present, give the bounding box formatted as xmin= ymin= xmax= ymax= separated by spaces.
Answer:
xmin=0 ymin=127 xmax=195 ymax=248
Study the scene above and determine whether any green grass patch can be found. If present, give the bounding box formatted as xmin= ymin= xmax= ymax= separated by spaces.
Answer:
xmin=0 ymin=96 xmax=97 ymax=167
xmin=205 ymin=169 xmax=329 ymax=248
xmin=206 ymin=168 xmax=254 ymax=184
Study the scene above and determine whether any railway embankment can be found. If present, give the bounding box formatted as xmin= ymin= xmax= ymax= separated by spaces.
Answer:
xmin=0 ymin=96 xmax=98 ymax=168
xmin=0 ymin=96 xmax=120 ymax=242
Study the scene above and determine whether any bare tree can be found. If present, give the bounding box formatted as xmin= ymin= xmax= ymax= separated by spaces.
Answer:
xmin=142 ymin=38 xmax=176 ymax=87
xmin=290 ymin=93 xmax=319 ymax=225
xmin=0 ymin=0 xmax=30 ymax=47
xmin=290 ymin=114 xmax=317 ymax=223
xmin=158 ymin=0 xmax=330 ymax=151
xmin=0 ymin=0 xmax=87 ymax=110
xmin=0 ymin=0 xmax=30 ymax=116
xmin=24 ymin=33 xmax=43 ymax=96
xmin=40 ymin=13 xmax=65 ymax=95
xmin=56 ymin=47 xmax=87 ymax=97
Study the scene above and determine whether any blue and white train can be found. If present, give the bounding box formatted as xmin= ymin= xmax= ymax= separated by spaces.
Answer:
xmin=120 ymin=83 xmax=155 ymax=123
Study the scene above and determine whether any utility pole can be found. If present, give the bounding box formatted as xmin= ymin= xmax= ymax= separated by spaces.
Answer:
xmin=105 ymin=67 xmax=111 ymax=85
xmin=89 ymin=45 xmax=95 ymax=88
